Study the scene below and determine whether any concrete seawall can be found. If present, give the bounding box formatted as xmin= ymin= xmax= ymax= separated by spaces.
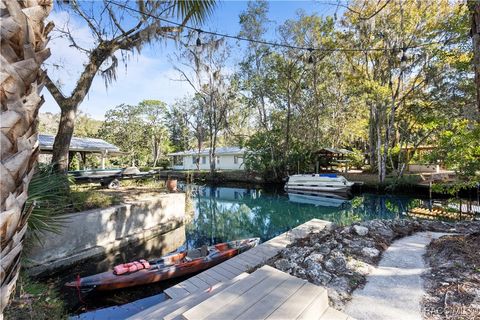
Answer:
xmin=26 ymin=193 xmax=185 ymax=275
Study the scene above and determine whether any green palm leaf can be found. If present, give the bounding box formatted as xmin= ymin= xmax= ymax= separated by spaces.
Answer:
xmin=24 ymin=164 xmax=73 ymax=244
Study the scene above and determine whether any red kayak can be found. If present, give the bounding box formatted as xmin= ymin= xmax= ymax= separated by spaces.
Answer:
xmin=65 ymin=238 xmax=259 ymax=291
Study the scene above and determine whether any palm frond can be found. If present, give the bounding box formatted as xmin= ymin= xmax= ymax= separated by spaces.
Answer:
xmin=173 ymin=0 xmax=216 ymax=25
xmin=24 ymin=164 xmax=73 ymax=244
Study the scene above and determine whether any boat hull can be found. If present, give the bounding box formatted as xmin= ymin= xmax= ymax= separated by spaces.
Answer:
xmin=285 ymin=174 xmax=354 ymax=193
xmin=287 ymin=191 xmax=351 ymax=207
xmin=65 ymin=238 xmax=259 ymax=291
xmin=285 ymin=185 xmax=352 ymax=193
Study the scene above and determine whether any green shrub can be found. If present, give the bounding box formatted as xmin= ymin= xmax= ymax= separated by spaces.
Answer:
xmin=347 ymin=148 xmax=366 ymax=169
xmin=385 ymin=174 xmax=422 ymax=191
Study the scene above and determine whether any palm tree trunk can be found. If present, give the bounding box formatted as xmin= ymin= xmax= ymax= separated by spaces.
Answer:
xmin=0 ymin=0 xmax=53 ymax=313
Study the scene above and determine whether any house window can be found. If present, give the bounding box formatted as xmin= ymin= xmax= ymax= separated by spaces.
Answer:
xmin=202 ymin=156 xmax=206 ymax=164
xmin=234 ymin=156 xmax=243 ymax=164
xmin=192 ymin=156 xmax=196 ymax=165
xmin=216 ymin=156 xmax=220 ymax=164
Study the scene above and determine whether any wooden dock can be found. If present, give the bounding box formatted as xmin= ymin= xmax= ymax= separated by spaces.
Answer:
xmin=127 ymin=219 xmax=352 ymax=319
xmin=164 ymin=218 xmax=331 ymax=300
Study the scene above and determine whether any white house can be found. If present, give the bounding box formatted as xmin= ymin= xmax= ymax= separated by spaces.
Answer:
xmin=168 ymin=147 xmax=246 ymax=170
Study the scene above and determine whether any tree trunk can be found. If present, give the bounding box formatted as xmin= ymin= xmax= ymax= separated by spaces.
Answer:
xmin=45 ymin=46 xmax=109 ymax=172
xmin=0 ymin=0 xmax=53 ymax=312
xmin=470 ymin=1 xmax=480 ymax=115
xmin=376 ymin=106 xmax=386 ymax=183
xmin=210 ymin=131 xmax=218 ymax=176
xmin=152 ymin=137 xmax=160 ymax=167
xmin=368 ymin=104 xmax=378 ymax=172
xmin=51 ymin=105 xmax=75 ymax=172
xmin=285 ymin=96 xmax=292 ymax=176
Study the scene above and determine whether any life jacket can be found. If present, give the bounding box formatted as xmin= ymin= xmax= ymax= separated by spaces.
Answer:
xmin=113 ymin=259 xmax=151 ymax=275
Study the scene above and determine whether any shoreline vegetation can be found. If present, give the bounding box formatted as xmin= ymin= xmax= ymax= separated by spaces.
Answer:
xmin=57 ymin=172 xmax=478 ymax=217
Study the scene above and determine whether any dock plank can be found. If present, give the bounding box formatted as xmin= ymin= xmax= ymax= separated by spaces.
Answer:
xmin=233 ymin=252 xmax=263 ymax=267
xmin=182 ymin=267 xmax=271 ymax=320
xmin=241 ymin=249 xmax=268 ymax=261
xmin=212 ymin=264 xmax=240 ymax=278
xmin=164 ymin=285 xmax=189 ymax=300
xmin=266 ymin=280 xmax=326 ymax=319
xmin=206 ymin=267 xmax=291 ymax=319
xmin=222 ymin=258 xmax=248 ymax=272
xmin=179 ymin=279 xmax=201 ymax=293
xmin=195 ymin=271 xmax=219 ymax=286
xmin=249 ymin=245 xmax=278 ymax=258
xmin=203 ymin=268 xmax=229 ymax=282
xmin=236 ymin=274 xmax=306 ymax=320
xmin=129 ymin=274 xmax=249 ymax=320
xmin=186 ymin=276 xmax=210 ymax=290
xmin=297 ymin=287 xmax=329 ymax=320
xmin=163 ymin=274 xmax=250 ymax=320
xmin=228 ymin=255 xmax=257 ymax=270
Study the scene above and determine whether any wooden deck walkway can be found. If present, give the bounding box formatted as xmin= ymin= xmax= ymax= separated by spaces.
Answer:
xmin=182 ymin=265 xmax=352 ymax=320
xmin=129 ymin=265 xmax=352 ymax=320
xmin=164 ymin=218 xmax=331 ymax=300
xmin=128 ymin=219 xmax=345 ymax=320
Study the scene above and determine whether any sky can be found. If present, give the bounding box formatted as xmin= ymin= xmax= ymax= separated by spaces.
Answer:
xmin=42 ymin=1 xmax=341 ymax=119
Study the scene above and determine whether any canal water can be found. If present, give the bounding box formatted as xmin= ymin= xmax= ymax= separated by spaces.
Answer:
xmin=51 ymin=184 xmax=430 ymax=318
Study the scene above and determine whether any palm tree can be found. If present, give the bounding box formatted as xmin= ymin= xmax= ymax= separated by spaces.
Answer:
xmin=0 ymin=0 xmax=53 ymax=313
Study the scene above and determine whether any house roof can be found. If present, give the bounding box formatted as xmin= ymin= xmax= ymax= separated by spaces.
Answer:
xmin=314 ymin=147 xmax=354 ymax=155
xmin=168 ymin=146 xmax=246 ymax=157
xmin=39 ymin=134 xmax=122 ymax=154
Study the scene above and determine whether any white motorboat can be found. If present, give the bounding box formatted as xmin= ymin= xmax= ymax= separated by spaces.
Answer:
xmin=287 ymin=190 xmax=351 ymax=208
xmin=285 ymin=174 xmax=354 ymax=193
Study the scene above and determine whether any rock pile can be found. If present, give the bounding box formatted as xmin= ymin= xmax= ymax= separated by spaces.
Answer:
xmin=422 ymin=232 xmax=480 ymax=320
xmin=270 ymin=219 xmax=480 ymax=309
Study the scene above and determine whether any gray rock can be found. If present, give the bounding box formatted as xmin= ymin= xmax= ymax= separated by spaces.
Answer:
xmin=324 ymin=255 xmax=347 ymax=273
xmin=304 ymin=253 xmax=324 ymax=268
xmin=294 ymin=267 xmax=307 ymax=279
xmin=282 ymin=248 xmax=301 ymax=261
xmin=346 ymin=258 xmax=372 ymax=276
xmin=349 ymin=239 xmax=377 ymax=255
xmin=353 ymin=225 xmax=369 ymax=236
xmin=361 ymin=247 xmax=380 ymax=258
xmin=314 ymin=243 xmax=331 ymax=255
xmin=307 ymin=264 xmax=332 ymax=285
xmin=328 ymin=240 xmax=339 ymax=249
xmin=275 ymin=258 xmax=294 ymax=272
xmin=330 ymin=276 xmax=351 ymax=294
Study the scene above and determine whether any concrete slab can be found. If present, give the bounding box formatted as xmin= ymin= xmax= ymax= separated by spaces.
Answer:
xmin=345 ymin=232 xmax=447 ymax=320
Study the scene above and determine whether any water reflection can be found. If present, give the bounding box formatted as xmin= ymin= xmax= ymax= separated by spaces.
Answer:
xmin=287 ymin=191 xmax=351 ymax=208
xmin=183 ymin=185 xmax=424 ymax=249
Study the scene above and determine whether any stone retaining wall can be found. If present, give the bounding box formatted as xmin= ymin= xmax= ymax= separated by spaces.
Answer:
xmin=26 ymin=193 xmax=185 ymax=275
